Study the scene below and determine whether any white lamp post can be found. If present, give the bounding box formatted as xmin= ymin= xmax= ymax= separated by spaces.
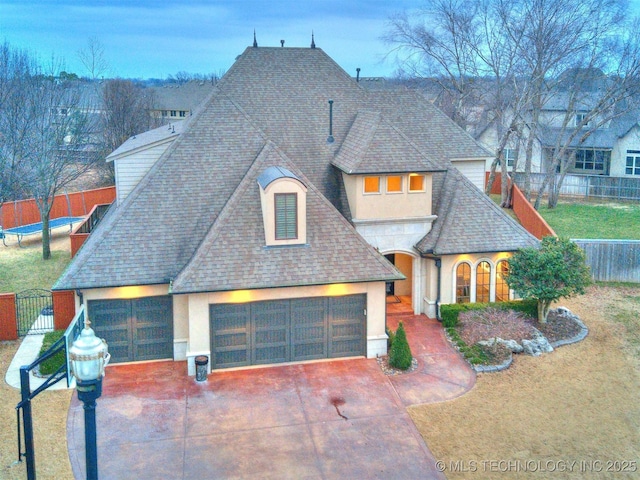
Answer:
xmin=69 ymin=319 xmax=109 ymax=480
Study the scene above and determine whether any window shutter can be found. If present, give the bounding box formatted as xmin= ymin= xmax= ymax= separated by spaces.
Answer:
xmin=275 ymin=193 xmax=297 ymax=240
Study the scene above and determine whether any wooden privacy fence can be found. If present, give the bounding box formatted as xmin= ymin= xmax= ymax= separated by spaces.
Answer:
xmin=573 ymin=239 xmax=640 ymax=283
xmin=486 ymin=173 xmax=556 ymax=240
xmin=0 ymin=291 xmax=75 ymax=341
xmin=0 ymin=186 xmax=115 ymax=229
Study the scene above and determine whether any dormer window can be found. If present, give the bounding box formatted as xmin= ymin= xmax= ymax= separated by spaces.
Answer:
xmin=258 ymin=166 xmax=307 ymax=246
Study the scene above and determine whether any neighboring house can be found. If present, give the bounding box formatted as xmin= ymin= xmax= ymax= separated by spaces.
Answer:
xmin=149 ymin=80 xmax=215 ymax=122
xmin=106 ymin=121 xmax=184 ymax=205
xmin=54 ymin=44 xmax=537 ymax=374
xmin=476 ymin=89 xmax=640 ymax=179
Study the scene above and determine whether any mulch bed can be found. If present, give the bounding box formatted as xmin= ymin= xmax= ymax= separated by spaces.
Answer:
xmin=530 ymin=309 xmax=583 ymax=343
xmin=379 ymin=307 xmax=584 ymax=375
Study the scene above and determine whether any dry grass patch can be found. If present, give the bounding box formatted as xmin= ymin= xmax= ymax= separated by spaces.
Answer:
xmin=409 ymin=284 xmax=640 ymax=479
xmin=0 ymin=233 xmax=71 ymax=292
xmin=1 ymin=341 xmax=74 ymax=479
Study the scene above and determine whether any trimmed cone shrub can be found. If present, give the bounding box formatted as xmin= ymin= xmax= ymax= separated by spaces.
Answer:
xmin=389 ymin=322 xmax=412 ymax=370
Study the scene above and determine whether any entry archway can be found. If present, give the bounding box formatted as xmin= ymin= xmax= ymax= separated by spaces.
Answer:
xmin=383 ymin=251 xmax=420 ymax=314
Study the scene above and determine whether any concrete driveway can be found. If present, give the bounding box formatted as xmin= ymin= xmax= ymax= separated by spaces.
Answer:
xmin=67 ymin=315 xmax=474 ymax=479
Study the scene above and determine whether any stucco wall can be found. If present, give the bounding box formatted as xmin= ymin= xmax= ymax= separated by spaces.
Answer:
xmin=439 ymin=253 xmax=513 ymax=306
xmin=80 ymin=281 xmax=386 ymax=373
xmin=342 ymin=173 xmax=433 ymax=220
xmin=185 ymin=282 xmax=387 ymax=369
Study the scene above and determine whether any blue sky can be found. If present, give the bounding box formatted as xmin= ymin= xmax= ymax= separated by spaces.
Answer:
xmin=0 ymin=0 xmax=422 ymax=79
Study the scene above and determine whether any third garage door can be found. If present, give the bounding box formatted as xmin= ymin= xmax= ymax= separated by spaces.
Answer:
xmin=210 ymin=294 xmax=366 ymax=369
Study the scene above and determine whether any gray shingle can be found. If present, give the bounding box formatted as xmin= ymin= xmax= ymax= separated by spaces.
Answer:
xmin=416 ymin=170 xmax=539 ymax=255
xmin=172 ymin=141 xmax=403 ymax=293
xmin=54 ymin=46 xmax=527 ymax=292
xmin=333 ymin=110 xmax=443 ymax=174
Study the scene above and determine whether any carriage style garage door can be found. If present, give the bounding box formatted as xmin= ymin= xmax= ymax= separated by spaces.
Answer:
xmin=87 ymin=296 xmax=173 ymax=363
xmin=210 ymin=294 xmax=366 ymax=369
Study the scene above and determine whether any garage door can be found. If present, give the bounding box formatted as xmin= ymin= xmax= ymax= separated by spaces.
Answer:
xmin=210 ymin=294 xmax=366 ymax=369
xmin=88 ymin=296 xmax=173 ymax=363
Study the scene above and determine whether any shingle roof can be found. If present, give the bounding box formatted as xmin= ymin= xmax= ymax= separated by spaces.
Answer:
xmin=366 ymin=90 xmax=493 ymax=163
xmin=106 ymin=121 xmax=185 ymax=161
xmin=172 ymin=141 xmax=404 ymax=293
xmin=55 ymin=94 xmax=268 ymax=289
xmin=150 ymin=80 xmax=215 ymax=111
xmin=54 ymin=46 xmax=527 ymax=292
xmin=332 ymin=110 xmax=443 ymax=174
xmin=416 ymin=170 xmax=539 ymax=255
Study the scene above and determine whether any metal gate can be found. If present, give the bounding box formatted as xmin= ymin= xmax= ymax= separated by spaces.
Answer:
xmin=16 ymin=289 xmax=54 ymax=336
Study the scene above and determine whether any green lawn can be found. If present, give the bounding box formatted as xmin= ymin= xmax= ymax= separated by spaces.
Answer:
xmin=537 ymin=201 xmax=640 ymax=239
xmin=0 ymin=236 xmax=71 ymax=293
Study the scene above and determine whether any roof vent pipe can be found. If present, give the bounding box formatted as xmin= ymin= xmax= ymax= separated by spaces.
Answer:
xmin=327 ymin=100 xmax=334 ymax=144
xmin=356 ymin=68 xmax=361 ymax=83
xmin=280 ymin=39 xmax=285 ymax=47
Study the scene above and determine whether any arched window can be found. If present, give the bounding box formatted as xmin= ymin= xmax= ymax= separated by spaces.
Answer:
xmin=456 ymin=263 xmax=471 ymax=303
xmin=476 ymin=261 xmax=491 ymax=303
xmin=495 ymin=260 xmax=510 ymax=302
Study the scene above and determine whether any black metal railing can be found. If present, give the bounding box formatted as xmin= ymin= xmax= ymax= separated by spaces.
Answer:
xmin=15 ymin=305 xmax=84 ymax=479
xmin=75 ymin=203 xmax=111 ymax=235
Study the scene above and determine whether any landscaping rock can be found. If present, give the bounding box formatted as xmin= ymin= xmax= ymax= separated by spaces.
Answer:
xmin=521 ymin=331 xmax=554 ymax=356
xmin=477 ymin=337 xmax=524 ymax=353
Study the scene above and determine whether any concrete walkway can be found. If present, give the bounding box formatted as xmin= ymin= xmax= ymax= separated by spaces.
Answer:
xmin=67 ymin=313 xmax=475 ymax=480
xmin=5 ymin=334 xmax=71 ymax=391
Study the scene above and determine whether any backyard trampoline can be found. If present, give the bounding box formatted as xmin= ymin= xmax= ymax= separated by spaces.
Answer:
xmin=1 ymin=216 xmax=85 ymax=247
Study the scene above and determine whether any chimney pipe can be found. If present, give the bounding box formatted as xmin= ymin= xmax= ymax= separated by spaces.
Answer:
xmin=280 ymin=39 xmax=285 ymax=47
xmin=327 ymin=100 xmax=334 ymax=144
xmin=356 ymin=68 xmax=361 ymax=83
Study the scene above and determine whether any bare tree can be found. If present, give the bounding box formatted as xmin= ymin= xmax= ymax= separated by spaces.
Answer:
xmin=0 ymin=42 xmax=37 ymax=204
xmin=385 ymin=0 xmax=530 ymax=205
xmin=101 ymin=79 xmax=156 ymax=151
xmin=98 ymin=79 xmax=157 ymax=183
xmin=386 ymin=0 xmax=640 ymax=209
xmin=166 ymin=71 xmax=223 ymax=85
xmin=529 ymin=24 xmax=640 ymax=208
xmin=13 ymin=65 xmax=101 ymax=258
xmin=385 ymin=0 xmax=482 ymax=130
xmin=77 ymin=37 xmax=110 ymax=80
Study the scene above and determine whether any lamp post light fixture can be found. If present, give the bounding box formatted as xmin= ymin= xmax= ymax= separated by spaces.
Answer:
xmin=69 ymin=319 xmax=109 ymax=480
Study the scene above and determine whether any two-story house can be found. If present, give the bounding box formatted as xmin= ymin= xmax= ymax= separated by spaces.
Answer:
xmin=476 ymin=83 xmax=640 ymax=180
xmin=54 ymin=43 xmax=537 ymax=375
